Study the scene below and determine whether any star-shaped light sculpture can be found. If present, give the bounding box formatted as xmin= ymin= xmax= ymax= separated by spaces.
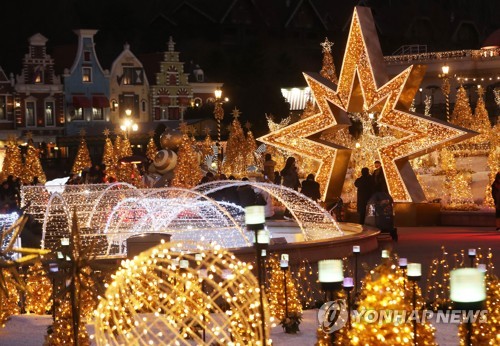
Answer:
xmin=259 ymin=6 xmax=475 ymax=203
xmin=103 ymin=128 xmax=111 ymax=137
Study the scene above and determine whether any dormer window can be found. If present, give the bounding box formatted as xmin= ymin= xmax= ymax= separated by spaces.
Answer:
xmin=35 ymin=70 xmax=43 ymax=83
xmin=84 ymin=51 xmax=91 ymax=62
xmin=82 ymin=67 xmax=92 ymax=82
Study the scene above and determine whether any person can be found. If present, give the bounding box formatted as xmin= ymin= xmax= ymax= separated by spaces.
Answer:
xmin=372 ymin=160 xmax=388 ymax=193
xmin=281 ymin=157 xmax=300 ymax=220
xmin=354 ymin=167 xmax=374 ymax=224
xmin=237 ymin=177 xmax=257 ymax=207
xmin=30 ymin=176 xmax=43 ymax=186
xmin=300 ymin=173 xmax=321 ymax=202
xmin=280 ymin=157 xmax=300 ymax=191
xmin=492 ymin=172 xmax=500 ymax=231
xmin=263 ymin=153 xmax=276 ymax=183
xmin=273 ymin=171 xmax=281 ymax=185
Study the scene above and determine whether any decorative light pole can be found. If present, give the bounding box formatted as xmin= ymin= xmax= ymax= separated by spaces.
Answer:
xmin=245 ymin=205 xmax=269 ymax=345
xmin=407 ymin=263 xmax=422 ymax=346
xmin=450 ymin=268 xmax=486 ymax=346
xmin=439 ymin=64 xmax=451 ymax=121
xmin=120 ymin=109 xmax=138 ymax=138
xmin=213 ymin=88 xmax=224 ymax=175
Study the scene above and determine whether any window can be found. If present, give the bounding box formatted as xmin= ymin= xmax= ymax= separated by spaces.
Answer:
xmin=73 ymin=107 xmax=84 ymax=120
xmin=120 ymin=94 xmax=138 ymax=118
xmin=26 ymin=101 xmax=36 ymax=126
xmin=141 ymin=100 xmax=146 ymax=112
xmin=84 ymin=51 xmax=91 ymax=62
xmin=82 ymin=67 xmax=92 ymax=82
xmin=0 ymin=97 xmax=6 ymax=120
xmin=34 ymin=69 xmax=43 ymax=83
xmin=93 ymin=108 xmax=103 ymax=120
xmin=45 ymin=101 xmax=55 ymax=126
xmin=122 ymin=67 xmax=144 ymax=85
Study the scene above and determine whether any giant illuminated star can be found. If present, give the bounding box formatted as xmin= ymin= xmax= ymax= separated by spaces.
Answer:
xmin=259 ymin=6 xmax=475 ymax=202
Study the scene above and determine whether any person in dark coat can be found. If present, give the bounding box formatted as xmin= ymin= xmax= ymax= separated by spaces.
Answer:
xmin=492 ymin=172 xmax=500 ymax=231
xmin=372 ymin=160 xmax=388 ymax=193
xmin=281 ymin=157 xmax=300 ymax=191
xmin=354 ymin=167 xmax=374 ymax=224
xmin=237 ymin=177 xmax=257 ymax=208
xmin=300 ymin=173 xmax=321 ymax=202
xmin=263 ymin=153 xmax=276 ymax=183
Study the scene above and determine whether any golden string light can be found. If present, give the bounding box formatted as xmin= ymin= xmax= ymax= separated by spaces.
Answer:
xmin=93 ymin=242 xmax=271 ymax=345
xmin=259 ymin=6 xmax=475 ymax=202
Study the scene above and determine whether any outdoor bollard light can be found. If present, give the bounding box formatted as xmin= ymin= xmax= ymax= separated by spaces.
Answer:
xmin=407 ymin=263 xmax=422 ymax=346
xmin=399 ymin=257 xmax=408 ymax=290
xmin=244 ymin=205 xmax=268 ymax=345
xmin=318 ymin=259 xmax=344 ymax=301
xmin=381 ymin=249 xmax=390 ymax=259
xmin=342 ymin=277 xmax=354 ymax=329
xmin=352 ymin=245 xmax=360 ymax=294
xmin=468 ymin=248 xmax=476 ymax=268
xmin=477 ymin=264 xmax=487 ymax=273
xmin=450 ymin=268 xmax=486 ymax=346
xmin=281 ymin=254 xmax=289 ymax=323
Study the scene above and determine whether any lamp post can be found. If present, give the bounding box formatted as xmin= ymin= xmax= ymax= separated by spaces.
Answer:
xmin=245 ymin=205 xmax=269 ymax=345
xmin=468 ymin=248 xmax=476 ymax=268
xmin=407 ymin=263 xmax=422 ymax=346
xmin=352 ymin=245 xmax=360 ymax=296
xmin=342 ymin=277 xmax=354 ymax=330
xmin=439 ymin=64 xmax=451 ymax=122
xmin=280 ymin=254 xmax=289 ymax=320
xmin=120 ymin=109 xmax=138 ymax=138
xmin=213 ymin=88 xmax=224 ymax=176
xmin=450 ymin=268 xmax=486 ymax=346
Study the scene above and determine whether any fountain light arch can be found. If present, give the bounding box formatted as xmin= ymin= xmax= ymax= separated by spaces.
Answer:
xmin=193 ymin=181 xmax=344 ymax=240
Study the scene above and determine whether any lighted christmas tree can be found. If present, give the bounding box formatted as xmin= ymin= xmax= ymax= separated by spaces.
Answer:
xmin=223 ymin=108 xmax=247 ymax=177
xmin=265 ymin=114 xmax=292 ymax=170
xmin=21 ymin=137 xmax=47 ymax=184
xmin=424 ymin=95 xmax=432 ymax=116
xmin=450 ymin=85 xmax=474 ymax=130
xmin=351 ymin=256 xmax=437 ymax=345
xmin=245 ymin=123 xmax=258 ymax=169
xmin=101 ymin=129 xmax=118 ymax=180
xmin=294 ymin=259 xmax=318 ymax=309
xmin=146 ymin=130 xmax=158 ymax=162
xmin=0 ymin=137 xmax=23 ymax=182
xmin=0 ymin=269 xmax=20 ymax=327
xmin=484 ymin=131 xmax=500 ymax=207
xmin=121 ymin=136 xmax=133 ymax=158
xmin=71 ymin=130 xmax=92 ymax=175
xmin=425 ymin=246 xmax=452 ymax=311
xmin=25 ymin=261 xmax=52 ymax=314
xmin=266 ymin=255 xmax=302 ymax=333
xmin=200 ymin=128 xmax=214 ymax=158
xmin=470 ymin=87 xmax=492 ymax=147
xmin=319 ymin=38 xmax=338 ymax=84
xmin=315 ymin=327 xmax=332 ymax=345
xmin=172 ymin=123 xmax=203 ymax=188
xmin=114 ymin=135 xmax=123 ymax=160
xmin=458 ymin=273 xmax=499 ymax=345
xmin=448 ymin=171 xmax=476 ymax=210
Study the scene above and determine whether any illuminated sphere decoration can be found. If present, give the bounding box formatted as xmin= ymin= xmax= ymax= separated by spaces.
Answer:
xmin=93 ymin=242 xmax=270 ymax=345
xmin=153 ymin=149 xmax=178 ymax=174
xmin=160 ymin=129 xmax=183 ymax=150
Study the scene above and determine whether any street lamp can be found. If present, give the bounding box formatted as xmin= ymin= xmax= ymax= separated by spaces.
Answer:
xmin=120 ymin=109 xmax=138 ymax=138
xmin=244 ymin=205 xmax=269 ymax=345
xmin=213 ymin=88 xmax=224 ymax=176
xmin=439 ymin=64 xmax=451 ymax=121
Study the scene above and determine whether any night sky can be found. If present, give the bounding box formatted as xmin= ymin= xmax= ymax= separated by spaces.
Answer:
xmin=1 ymin=0 xmax=499 ymax=135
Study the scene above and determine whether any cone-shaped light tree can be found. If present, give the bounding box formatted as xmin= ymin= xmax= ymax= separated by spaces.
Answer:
xmin=171 ymin=123 xmax=203 ymax=188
